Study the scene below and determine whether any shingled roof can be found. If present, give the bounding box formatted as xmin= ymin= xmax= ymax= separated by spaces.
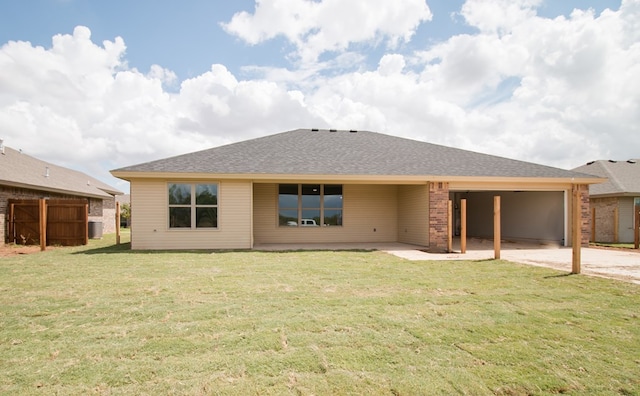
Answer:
xmin=0 ymin=145 xmax=122 ymax=199
xmin=112 ymin=129 xmax=600 ymax=181
xmin=573 ymin=159 xmax=640 ymax=197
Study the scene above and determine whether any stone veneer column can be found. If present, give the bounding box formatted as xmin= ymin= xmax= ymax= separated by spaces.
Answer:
xmin=578 ymin=184 xmax=591 ymax=247
xmin=429 ymin=181 xmax=449 ymax=252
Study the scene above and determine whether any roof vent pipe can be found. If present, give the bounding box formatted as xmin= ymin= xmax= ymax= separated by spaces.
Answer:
xmin=0 ymin=139 xmax=4 ymax=155
xmin=45 ymin=167 xmax=49 ymax=178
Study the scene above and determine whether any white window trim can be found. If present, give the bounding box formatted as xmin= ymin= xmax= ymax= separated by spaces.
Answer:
xmin=167 ymin=182 xmax=219 ymax=230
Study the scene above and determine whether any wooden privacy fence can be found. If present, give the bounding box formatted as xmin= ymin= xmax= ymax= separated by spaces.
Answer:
xmin=7 ymin=199 xmax=88 ymax=248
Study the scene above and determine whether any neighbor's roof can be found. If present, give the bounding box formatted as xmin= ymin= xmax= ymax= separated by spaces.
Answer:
xmin=572 ymin=159 xmax=640 ymax=197
xmin=0 ymin=145 xmax=122 ymax=199
xmin=112 ymin=129 xmax=601 ymax=182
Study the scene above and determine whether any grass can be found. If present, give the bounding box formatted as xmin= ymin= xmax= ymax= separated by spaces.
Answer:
xmin=1 ymin=233 xmax=639 ymax=395
xmin=592 ymin=242 xmax=637 ymax=250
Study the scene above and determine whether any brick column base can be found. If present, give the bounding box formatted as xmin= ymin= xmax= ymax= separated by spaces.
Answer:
xmin=429 ymin=182 xmax=449 ymax=252
xmin=577 ymin=184 xmax=591 ymax=247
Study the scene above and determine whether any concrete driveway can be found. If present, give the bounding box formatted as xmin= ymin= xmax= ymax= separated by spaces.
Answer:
xmin=383 ymin=239 xmax=640 ymax=285
xmin=255 ymin=239 xmax=640 ymax=285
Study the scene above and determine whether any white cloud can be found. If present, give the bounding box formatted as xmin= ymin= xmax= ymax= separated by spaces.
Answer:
xmin=0 ymin=0 xmax=638 ymax=194
xmin=147 ymin=64 xmax=177 ymax=86
xmin=222 ymin=0 xmax=432 ymax=63
xmin=378 ymin=54 xmax=406 ymax=76
xmin=297 ymin=0 xmax=639 ymax=168
xmin=0 ymin=27 xmax=323 ymax=190
xmin=460 ymin=0 xmax=542 ymax=35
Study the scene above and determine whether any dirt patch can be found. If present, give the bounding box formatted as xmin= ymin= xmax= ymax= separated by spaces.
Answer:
xmin=0 ymin=244 xmax=45 ymax=257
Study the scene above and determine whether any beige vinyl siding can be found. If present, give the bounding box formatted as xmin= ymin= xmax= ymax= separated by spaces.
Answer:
xmin=253 ymin=184 xmax=398 ymax=244
xmin=130 ymin=179 xmax=252 ymax=250
xmin=252 ymin=183 xmax=276 ymax=242
xmin=397 ymin=184 xmax=429 ymax=246
xmin=619 ymin=197 xmax=635 ymax=243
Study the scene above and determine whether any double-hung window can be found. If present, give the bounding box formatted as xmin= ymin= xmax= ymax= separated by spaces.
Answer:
xmin=278 ymin=184 xmax=343 ymax=227
xmin=168 ymin=183 xmax=218 ymax=229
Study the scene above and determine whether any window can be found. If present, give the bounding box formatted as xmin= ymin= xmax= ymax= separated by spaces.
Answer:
xmin=323 ymin=185 xmax=343 ymax=226
xmin=169 ymin=183 xmax=218 ymax=229
xmin=278 ymin=184 xmax=298 ymax=226
xmin=279 ymin=184 xmax=342 ymax=227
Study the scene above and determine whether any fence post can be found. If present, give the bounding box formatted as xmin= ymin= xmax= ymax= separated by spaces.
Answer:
xmin=116 ymin=201 xmax=121 ymax=245
xmin=635 ymin=204 xmax=639 ymax=250
xmin=84 ymin=203 xmax=89 ymax=245
xmin=39 ymin=199 xmax=47 ymax=251
xmin=590 ymin=207 xmax=595 ymax=243
xmin=8 ymin=203 xmax=15 ymax=244
xmin=613 ymin=206 xmax=619 ymax=243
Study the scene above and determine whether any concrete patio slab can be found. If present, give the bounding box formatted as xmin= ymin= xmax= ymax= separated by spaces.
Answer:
xmin=254 ymin=239 xmax=640 ymax=285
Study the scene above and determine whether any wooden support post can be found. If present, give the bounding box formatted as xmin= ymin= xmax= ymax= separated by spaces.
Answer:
xmin=39 ymin=199 xmax=47 ymax=251
xmin=572 ymin=186 xmax=581 ymax=274
xmin=84 ymin=203 xmax=89 ymax=245
xmin=116 ymin=201 xmax=121 ymax=245
xmin=494 ymin=196 xmax=501 ymax=260
xmin=613 ymin=206 xmax=619 ymax=244
xmin=634 ymin=204 xmax=639 ymax=250
xmin=590 ymin=207 xmax=596 ymax=243
xmin=447 ymin=200 xmax=453 ymax=253
xmin=8 ymin=203 xmax=15 ymax=244
xmin=461 ymin=199 xmax=467 ymax=254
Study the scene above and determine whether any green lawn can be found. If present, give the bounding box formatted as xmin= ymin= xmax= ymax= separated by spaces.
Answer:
xmin=1 ymin=233 xmax=639 ymax=395
xmin=592 ymin=242 xmax=637 ymax=250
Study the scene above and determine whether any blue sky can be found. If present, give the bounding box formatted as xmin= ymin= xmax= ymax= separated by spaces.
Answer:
xmin=0 ymin=0 xmax=636 ymax=193
xmin=0 ymin=0 xmax=620 ymax=79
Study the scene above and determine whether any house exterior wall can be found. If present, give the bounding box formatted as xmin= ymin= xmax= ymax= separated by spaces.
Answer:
xmin=1 ymin=185 xmax=115 ymax=245
xmin=463 ymin=191 xmax=564 ymax=244
xmin=618 ymin=197 xmax=637 ymax=243
xmin=125 ymin=178 xmax=593 ymax=250
xmin=397 ymin=184 xmax=429 ymax=246
xmin=87 ymin=197 xmax=117 ymax=235
xmin=129 ymin=179 xmax=252 ymax=250
xmin=591 ymin=197 xmax=618 ymax=243
xmin=253 ymin=183 xmax=398 ymax=245
xmin=101 ymin=197 xmax=117 ymax=234
xmin=592 ymin=196 xmax=638 ymax=243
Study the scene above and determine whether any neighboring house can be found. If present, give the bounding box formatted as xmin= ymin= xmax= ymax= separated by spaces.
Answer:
xmin=572 ymin=159 xmax=640 ymax=243
xmin=0 ymin=141 xmax=123 ymax=245
xmin=111 ymin=129 xmax=602 ymax=251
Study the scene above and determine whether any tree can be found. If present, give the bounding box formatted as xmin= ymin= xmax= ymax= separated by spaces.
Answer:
xmin=120 ymin=203 xmax=131 ymax=227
